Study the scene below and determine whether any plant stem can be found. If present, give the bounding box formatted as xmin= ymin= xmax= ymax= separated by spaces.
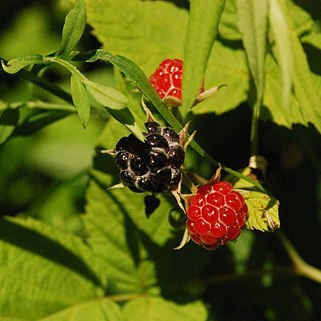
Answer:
xmin=45 ymin=56 xmax=88 ymax=83
xmin=199 ymin=266 xmax=296 ymax=285
xmin=19 ymin=69 xmax=73 ymax=104
xmin=250 ymin=100 xmax=260 ymax=155
xmin=277 ymin=230 xmax=321 ymax=284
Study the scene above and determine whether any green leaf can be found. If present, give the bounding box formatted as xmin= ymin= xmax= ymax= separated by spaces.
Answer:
xmin=123 ymin=297 xmax=208 ymax=321
xmin=229 ymin=167 xmax=280 ymax=232
xmin=83 ymin=179 xmax=172 ymax=294
xmin=244 ymin=190 xmax=280 ymax=232
xmin=268 ymin=0 xmax=293 ymax=109
xmin=181 ymin=0 xmax=226 ymax=116
xmin=290 ymin=30 xmax=321 ymax=133
xmin=40 ymin=299 xmax=124 ymax=321
xmin=302 ymin=32 xmax=321 ymax=50
xmin=84 ymin=0 xmax=248 ymax=122
xmin=0 ymin=216 xmax=108 ymax=320
xmin=1 ymin=54 xmax=43 ymax=74
xmin=75 ymin=49 xmax=180 ymax=133
xmin=85 ymin=0 xmax=187 ymax=75
xmin=85 ymin=80 xmax=128 ymax=110
xmin=262 ymin=55 xmax=302 ymax=128
xmin=106 ymin=107 xmax=145 ymax=142
xmin=84 ymin=79 xmax=145 ymax=140
xmin=236 ymin=0 xmax=268 ymax=152
xmin=219 ymin=0 xmax=241 ymax=40
xmin=57 ymin=0 xmax=87 ymax=57
xmin=236 ymin=0 xmax=268 ymax=99
xmin=0 ymin=107 xmax=19 ymax=144
xmin=71 ymin=74 xmax=91 ymax=128
xmin=191 ymin=41 xmax=249 ymax=116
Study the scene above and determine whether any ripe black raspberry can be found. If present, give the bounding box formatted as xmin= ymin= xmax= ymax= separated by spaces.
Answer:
xmin=186 ymin=181 xmax=248 ymax=250
xmin=115 ymin=122 xmax=185 ymax=193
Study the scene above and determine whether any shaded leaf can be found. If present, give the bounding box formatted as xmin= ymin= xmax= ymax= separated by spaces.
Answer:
xmin=105 ymin=107 xmax=145 ymax=142
xmin=71 ymin=74 xmax=91 ymax=128
xmin=123 ymin=297 xmax=208 ymax=321
xmin=0 ymin=108 xmax=19 ymax=144
xmin=181 ymin=0 xmax=226 ymax=116
xmin=58 ymin=0 xmax=87 ymax=57
xmin=0 ymin=217 xmax=108 ymax=321
xmin=1 ymin=55 xmax=43 ymax=74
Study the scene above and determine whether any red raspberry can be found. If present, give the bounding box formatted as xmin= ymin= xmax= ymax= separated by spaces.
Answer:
xmin=186 ymin=181 xmax=248 ymax=250
xmin=149 ymin=59 xmax=204 ymax=106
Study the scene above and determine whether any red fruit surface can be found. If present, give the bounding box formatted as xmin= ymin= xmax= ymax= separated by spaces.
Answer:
xmin=186 ymin=181 xmax=248 ymax=250
xmin=149 ymin=59 xmax=204 ymax=104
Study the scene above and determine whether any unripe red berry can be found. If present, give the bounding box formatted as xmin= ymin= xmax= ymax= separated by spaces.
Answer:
xmin=186 ymin=181 xmax=248 ymax=250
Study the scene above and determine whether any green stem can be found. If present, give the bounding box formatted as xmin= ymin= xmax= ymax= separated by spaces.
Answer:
xmin=45 ymin=56 xmax=87 ymax=83
xmin=250 ymin=100 xmax=260 ymax=155
xmin=199 ymin=266 xmax=296 ymax=285
xmin=277 ymin=230 xmax=321 ymax=284
xmin=19 ymin=69 xmax=73 ymax=104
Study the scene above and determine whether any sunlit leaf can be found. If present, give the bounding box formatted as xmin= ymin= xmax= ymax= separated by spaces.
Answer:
xmin=123 ymin=297 xmax=208 ymax=321
xmin=1 ymin=55 xmax=43 ymax=74
xmin=244 ymin=190 xmax=280 ymax=232
xmin=85 ymin=0 xmax=187 ymax=75
xmin=40 ymin=298 xmax=124 ymax=321
xmin=268 ymin=0 xmax=293 ymax=110
xmin=181 ymin=0 xmax=226 ymax=116
xmin=229 ymin=167 xmax=280 ymax=232
xmin=71 ymin=74 xmax=91 ymax=128
xmin=85 ymin=80 xmax=128 ymax=111
xmin=58 ymin=0 xmax=87 ymax=57
xmin=236 ymin=0 xmax=268 ymax=100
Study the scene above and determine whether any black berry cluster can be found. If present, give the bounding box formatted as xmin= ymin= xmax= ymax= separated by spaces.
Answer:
xmin=115 ymin=122 xmax=185 ymax=193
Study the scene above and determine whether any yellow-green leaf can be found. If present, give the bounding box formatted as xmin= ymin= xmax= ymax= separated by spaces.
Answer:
xmin=70 ymin=74 xmax=91 ymax=128
xmin=181 ymin=0 xmax=226 ymax=116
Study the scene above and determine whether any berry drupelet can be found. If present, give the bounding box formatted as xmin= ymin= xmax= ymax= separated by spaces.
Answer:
xmin=149 ymin=59 xmax=204 ymax=106
xmin=114 ymin=122 xmax=185 ymax=193
xmin=186 ymin=181 xmax=248 ymax=250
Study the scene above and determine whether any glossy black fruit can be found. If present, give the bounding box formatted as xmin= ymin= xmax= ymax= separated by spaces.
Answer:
xmin=114 ymin=122 xmax=185 ymax=193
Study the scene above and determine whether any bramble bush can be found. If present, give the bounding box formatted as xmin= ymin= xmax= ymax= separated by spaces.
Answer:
xmin=0 ymin=0 xmax=321 ymax=320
